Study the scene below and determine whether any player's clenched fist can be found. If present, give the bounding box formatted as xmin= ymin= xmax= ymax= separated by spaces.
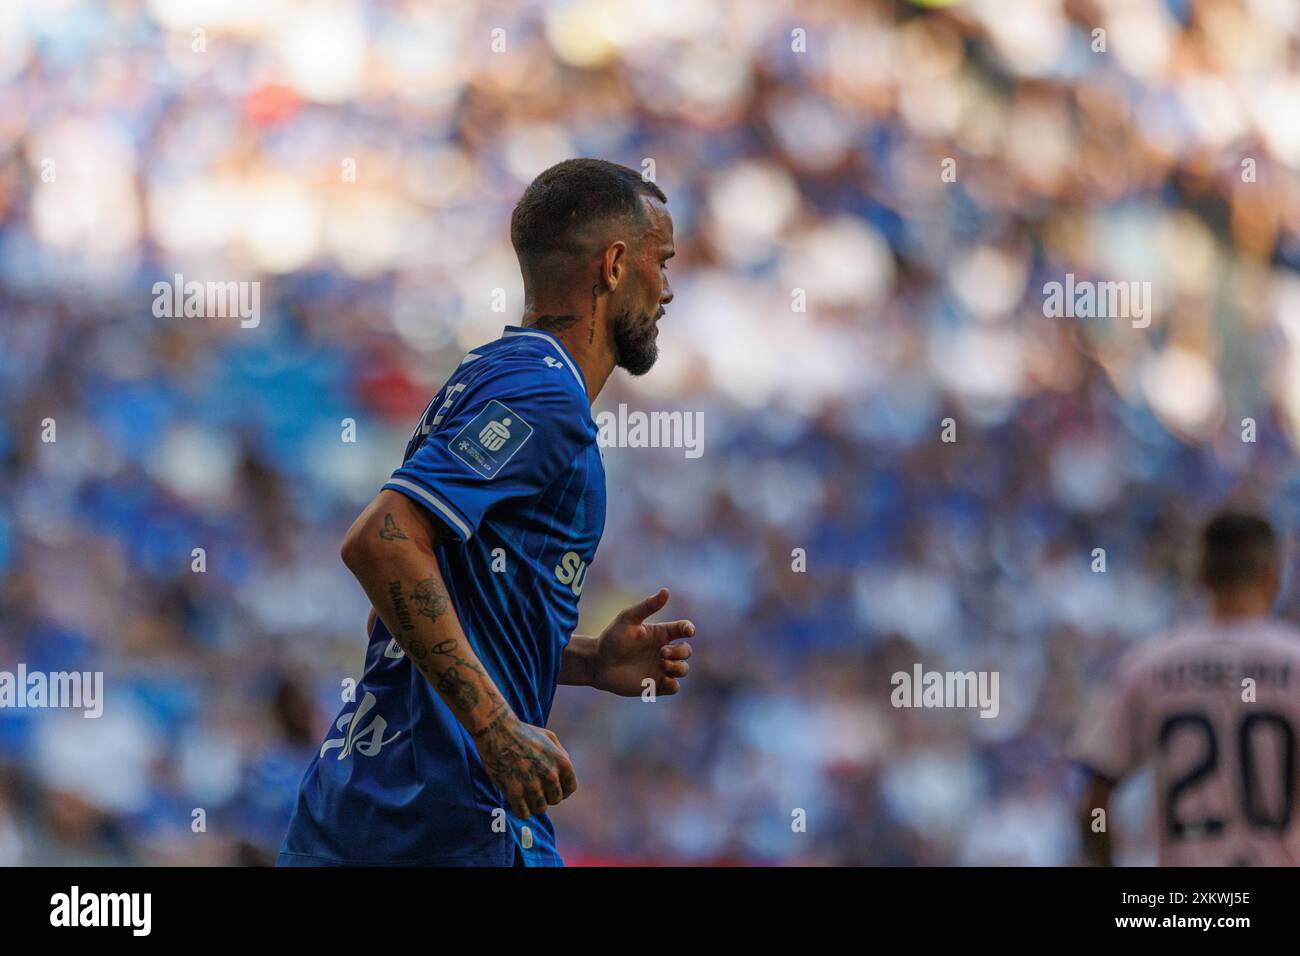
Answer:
xmin=471 ymin=711 xmax=577 ymax=818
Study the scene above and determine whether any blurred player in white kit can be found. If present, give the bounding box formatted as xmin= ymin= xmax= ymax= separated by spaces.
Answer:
xmin=1076 ymin=510 xmax=1300 ymax=866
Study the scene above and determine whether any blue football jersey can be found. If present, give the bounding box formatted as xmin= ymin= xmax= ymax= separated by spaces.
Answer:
xmin=279 ymin=326 xmax=605 ymax=866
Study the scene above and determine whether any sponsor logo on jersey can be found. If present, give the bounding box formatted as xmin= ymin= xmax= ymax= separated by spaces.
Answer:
xmin=449 ymin=400 xmax=534 ymax=478
xmin=555 ymin=550 xmax=590 ymax=597
xmin=321 ymin=692 xmax=401 ymax=760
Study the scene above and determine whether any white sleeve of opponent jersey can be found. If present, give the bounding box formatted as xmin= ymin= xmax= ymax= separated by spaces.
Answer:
xmin=1074 ymin=653 xmax=1144 ymax=782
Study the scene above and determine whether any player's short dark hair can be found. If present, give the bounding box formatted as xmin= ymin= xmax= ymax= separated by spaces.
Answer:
xmin=1200 ymin=510 xmax=1280 ymax=590
xmin=510 ymin=158 xmax=667 ymax=271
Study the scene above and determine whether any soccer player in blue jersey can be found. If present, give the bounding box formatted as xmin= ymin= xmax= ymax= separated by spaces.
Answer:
xmin=278 ymin=158 xmax=694 ymax=866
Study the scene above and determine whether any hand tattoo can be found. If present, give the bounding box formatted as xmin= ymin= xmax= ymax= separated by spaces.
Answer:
xmin=473 ymin=708 xmax=552 ymax=789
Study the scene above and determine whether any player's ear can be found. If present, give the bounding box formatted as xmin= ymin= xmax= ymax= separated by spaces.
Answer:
xmin=600 ymin=240 xmax=627 ymax=292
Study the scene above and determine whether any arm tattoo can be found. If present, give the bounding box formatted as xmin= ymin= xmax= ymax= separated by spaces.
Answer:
xmin=387 ymin=580 xmax=416 ymax=632
xmin=429 ymin=636 xmax=488 ymax=678
xmin=436 ymin=667 xmax=480 ymax=712
xmin=409 ymin=576 xmax=449 ymax=622
xmin=469 ymin=704 xmax=512 ymax=740
xmin=378 ymin=513 xmax=409 ymax=541
xmin=390 ymin=579 xmax=488 ymax=710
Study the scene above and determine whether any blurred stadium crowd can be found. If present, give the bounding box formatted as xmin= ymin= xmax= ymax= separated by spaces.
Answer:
xmin=3 ymin=0 xmax=1300 ymax=865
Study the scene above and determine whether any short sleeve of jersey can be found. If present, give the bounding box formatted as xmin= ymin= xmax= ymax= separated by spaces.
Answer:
xmin=383 ymin=358 xmax=591 ymax=542
xmin=1073 ymin=653 xmax=1145 ymax=783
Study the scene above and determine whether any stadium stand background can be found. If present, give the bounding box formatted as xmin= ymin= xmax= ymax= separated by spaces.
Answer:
xmin=3 ymin=0 xmax=1300 ymax=864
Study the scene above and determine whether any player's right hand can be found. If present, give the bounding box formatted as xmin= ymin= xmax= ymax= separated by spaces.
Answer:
xmin=473 ymin=714 xmax=577 ymax=819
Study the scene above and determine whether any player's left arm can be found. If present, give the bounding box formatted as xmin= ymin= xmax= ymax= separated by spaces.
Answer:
xmin=1073 ymin=655 xmax=1141 ymax=867
xmin=560 ymin=588 xmax=696 ymax=696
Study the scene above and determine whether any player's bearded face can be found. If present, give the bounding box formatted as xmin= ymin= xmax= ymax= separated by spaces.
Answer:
xmin=610 ymin=301 xmax=660 ymax=376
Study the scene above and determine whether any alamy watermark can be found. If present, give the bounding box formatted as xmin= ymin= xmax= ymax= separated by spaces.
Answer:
xmin=0 ymin=664 xmax=103 ymax=718
xmin=50 ymin=886 xmax=151 ymax=936
xmin=1042 ymin=273 xmax=1151 ymax=328
xmin=152 ymin=273 xmax=261 ymax=328
xmin=890 ymin=664 xmax=999 ymax=719
xmin=595 ymin=404 xmax=703 ymax=459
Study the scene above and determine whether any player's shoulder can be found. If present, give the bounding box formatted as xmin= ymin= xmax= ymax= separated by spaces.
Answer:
xmin=1112 ymin=622 xmax=1210 ymax=677
xmin=453 ymin=328 xmax=593 ymax=432
xmin=470 ymin=328 xmax=584 ymax=389
xmin=1130 ymin=616 xmax=1300 ymax=669
xmin=1238 ymin=617 xmax=1300 ymax=660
